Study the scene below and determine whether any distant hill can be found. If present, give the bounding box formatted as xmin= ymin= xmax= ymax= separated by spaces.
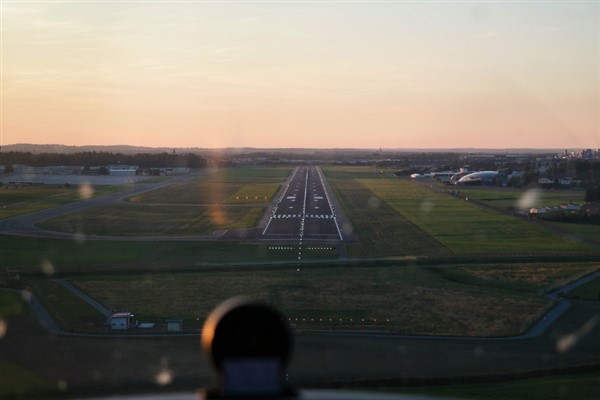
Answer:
xmin=1 ymin=143 xmax=569 ymax=155
xmin=1 ymin=144 xmax=184 ymax=154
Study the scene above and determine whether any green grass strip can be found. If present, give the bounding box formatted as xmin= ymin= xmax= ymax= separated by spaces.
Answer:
xmin=360 ymin=179 xmax=592 ymax=255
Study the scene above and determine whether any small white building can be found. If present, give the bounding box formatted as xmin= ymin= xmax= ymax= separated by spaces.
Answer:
xmin=110 ymin=312 xmax=133 ymax=330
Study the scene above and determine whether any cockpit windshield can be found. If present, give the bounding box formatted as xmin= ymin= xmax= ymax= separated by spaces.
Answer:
xmin=1 ymin=1 xmax=599 ymax=399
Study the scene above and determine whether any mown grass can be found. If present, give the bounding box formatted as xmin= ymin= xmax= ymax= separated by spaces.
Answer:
xmin=127 ymin=167 xmax=291 ymax=205
xmin=0 ymin=291 xmax=32 ymax=317
xmin=324 ymin=172 xmax=449 ymax=258
xmin=322 ymin=166 xmax=391 ymax=180
xmin=72 ymin=265 xmax=549 ymax=336
xmin=547 ymin=221 xmax=600 ymax=243
xmin=223 ymin=183 xmax=281 ymax=203
xmin=218 ymin=167 xmax=293 ymax=180
xmin=0 ymin=357 xmax=59 ymax=399
xmin=360 ymin=179 xmax=592 ymax=254
xmin=565 ymin=276 xmax=600 ymax=300
xmin=458 ymin=187 xmax=585 ymax=210
xmin=34 ymin=167 xmax=292 ymax=237
xmin=437 ymin=263 xmax=600 ymax=293
xmin=27 ymin=279 xmax=105 ymax=331
xmin=0 ymin=184 xmax=124 ymax=219
xmin=38 ymin=204 xmax=265 ymax=236
xmin=376 ymin=370 xmax=600 ymax=400
xmin=0 ymin=236 xmax=301 ymax=272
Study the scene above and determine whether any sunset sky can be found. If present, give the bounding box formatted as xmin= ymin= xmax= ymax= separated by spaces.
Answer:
xmin=1 ymin=1 xmax=598 ymax=149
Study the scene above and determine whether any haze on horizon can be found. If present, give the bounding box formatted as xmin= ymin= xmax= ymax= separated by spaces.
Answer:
xmin=1 ymin=1 xmax=598 ymax=150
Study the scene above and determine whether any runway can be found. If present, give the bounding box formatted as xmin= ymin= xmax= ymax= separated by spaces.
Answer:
xmin=262 ymin=166 xmax=343 ymax=242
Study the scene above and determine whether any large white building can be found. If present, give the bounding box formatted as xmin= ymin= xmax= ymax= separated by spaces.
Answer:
xmin=456 ymin=171 xmax=498 ymax=185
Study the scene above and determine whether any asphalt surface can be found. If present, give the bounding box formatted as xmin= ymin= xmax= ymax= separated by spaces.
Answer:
xmin=262 ymin=166 xmax=343 ymax=241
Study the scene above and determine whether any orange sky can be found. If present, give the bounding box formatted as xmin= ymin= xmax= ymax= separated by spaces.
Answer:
xmin=2 ymin=1 xmax=599 ymax=149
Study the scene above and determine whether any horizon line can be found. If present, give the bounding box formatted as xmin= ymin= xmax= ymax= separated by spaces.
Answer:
xmin=2 ymin=143 xmax=598 ymax=152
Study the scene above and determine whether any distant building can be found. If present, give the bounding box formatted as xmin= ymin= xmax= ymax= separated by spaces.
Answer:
xmin=108 ymin=165 xmax=138 ymax=176
xmin=166 ymin=319 xmax=183 ymax=332
xmin=110 ymin=312 xmax=133 ymax=330
xmin=456 ymin=171 xmax=498 ymax=185
xmin=431 ymin=171 xmax=458 ymax=183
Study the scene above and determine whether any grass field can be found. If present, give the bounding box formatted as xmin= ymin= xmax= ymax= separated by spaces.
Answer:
xmin=547 ymin=221 xmax=600 ymax=243
xmin=323 ymin=168 xmax=592 ymax=257
xmin=322 ymin=166 xmax=391 ymax=180
xmin=359 ymin=179 xmax=592 ymax=254
xmin=457 ymin=187 xmax=585 ymax=210
xmin=72 ymin=264 xmax=551 ymax=336
xmin=0 ymin=357 xmax=58 ymax=399
xmin=35 ymin=167 xmax=291 ymax=236
xmin=565 ymin=276 xmax=600 ymax=300
xmin=324 ymin=169 xmax=449 ymax=258
xmin=223 ymin=183 xmax=281 ymax=203
xmin=437 ymin=263 xmax=599 ymax=293
xmin=0 ymin=291 xmax=59 ymax=398
xmin=38 ymin=204 xmax=266 ymax=236
xmin=378 ymin=370 xmax=600 ymax=400
xmin=453 ymin=187 xmax=600 ymax=245
xmin=27 ymin=279 xmax=105 ymax=330
xmin=0 ymin=291 xmax=33 ymax=317
xmin=0 ymin=236 xmax=320 ymax=272
xmin=127 ymin=167 xmax=291 ymax=205
xmin=0 ymin=184 xmax=124 ymax=219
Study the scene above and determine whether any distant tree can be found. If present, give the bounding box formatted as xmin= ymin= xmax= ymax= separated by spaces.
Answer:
xmin=0 ymin=151 xmax=207 ymax=169
xmin=553 ymin=179 xmax=561 ymax=190
xmin=3 ymin=164 xmax=13 ymax=174
xmin=576 ymin=160 xmax=600 ymax=181
xmin=507 ymin=176 xmax=522 ymax=188
xmin=98 ymin=166 xmax=110 ymax=175
xmin=522 ymin=171 xmax=539 ymax=187
xmin=585 ymin=186 xmax=600 ymax=202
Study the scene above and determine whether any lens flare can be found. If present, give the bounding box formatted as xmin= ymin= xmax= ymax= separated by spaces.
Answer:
xmin=516 ymin=189 xmax=540 ymax=212
xmin=41 ymin=260 xmax=55 ymax=277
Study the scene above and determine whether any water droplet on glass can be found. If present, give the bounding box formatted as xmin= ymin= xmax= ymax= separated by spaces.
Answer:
xmin=41 ymin=260 xmax=55 ymax=277
xmin=78 ymin=182 xmax=94 ymax=200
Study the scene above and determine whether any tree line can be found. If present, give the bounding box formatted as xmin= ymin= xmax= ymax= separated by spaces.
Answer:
xmin=1 ymin=151 xmax=207 ymax=169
